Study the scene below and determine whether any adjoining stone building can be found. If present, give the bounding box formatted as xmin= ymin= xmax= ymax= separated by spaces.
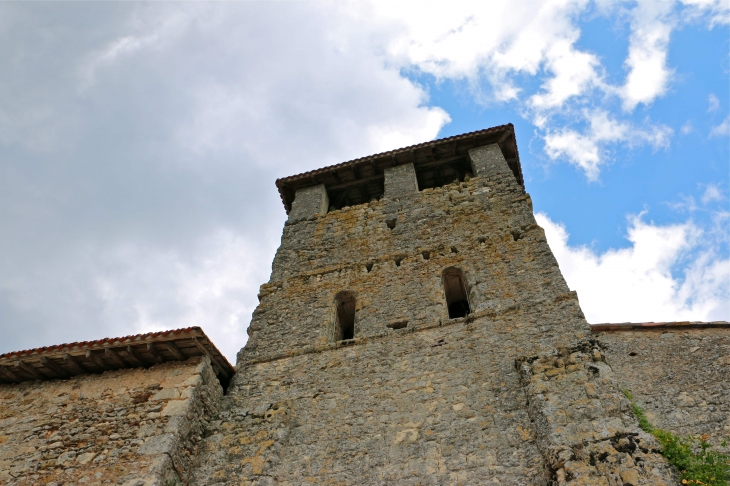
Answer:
xmin=0 ymin=328 xmax=234 ymax=485
xmin=1 ymin=124 xmax=728 ymax=485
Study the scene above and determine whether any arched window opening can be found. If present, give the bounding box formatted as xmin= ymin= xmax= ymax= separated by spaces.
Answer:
xmin=334 ymin=291 xmax=356 ymax=341
xmin=442 ymin=268 xmax=471 ymax=319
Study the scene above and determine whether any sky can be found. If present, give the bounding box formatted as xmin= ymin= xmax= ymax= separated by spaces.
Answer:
xmin=0 ymin=0 xmax=728 ymax=363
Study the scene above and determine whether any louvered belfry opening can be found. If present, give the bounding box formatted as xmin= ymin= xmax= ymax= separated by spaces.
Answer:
xmin=443 ymin=268 xmax=471 ymax=319
xmin=334 ymin=291 xmax=356 ymax=341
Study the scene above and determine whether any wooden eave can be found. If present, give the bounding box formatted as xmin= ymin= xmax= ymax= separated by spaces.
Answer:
xmin=0 ymin=327 xmax=235 ymax=389
xmin=276 ymin=123 xmax=523 ymax=213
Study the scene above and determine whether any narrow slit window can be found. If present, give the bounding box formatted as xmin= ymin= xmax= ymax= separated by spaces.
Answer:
xmin=442 ymin=268 xmax=471 ymax=319
xmin=334 ymin=291 xmax=356 ymax=341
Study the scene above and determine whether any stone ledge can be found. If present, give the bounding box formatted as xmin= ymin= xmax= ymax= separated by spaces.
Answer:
xmin=245 ymin=291 xmax=583 ymax=366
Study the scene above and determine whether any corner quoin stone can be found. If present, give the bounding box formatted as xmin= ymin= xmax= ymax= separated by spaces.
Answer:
xmin=287 ymin=183 xmax=329 ymax=222
xmin=468 ymin=143 xmax=511 ymax=177
xmin=384 ymin=162 xmax=419 ymax=198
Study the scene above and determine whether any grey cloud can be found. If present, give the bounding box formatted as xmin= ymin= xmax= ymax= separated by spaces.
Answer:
xmin=0 ymin=2 xmax=448 ymax=360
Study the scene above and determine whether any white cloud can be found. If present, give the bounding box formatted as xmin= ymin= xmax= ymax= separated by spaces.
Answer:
xmin=372 ymin=0 xmax=587 ymax=79
xmin=667 ymin=195 xmax=699 ymax=213
xmin=529 ymin=39 xmax=602 ymax=110
xmin=680 ymin=121 xmax=694 ymax=134
xmin=371 ymin=0 xmax=595 ymax=96
xmin=92 ymin=230 xmax=270 ymax=360
xmin=680 ymin=0 xmax=730 ymax=27
xmin=709 ymin=115 xmax=730 ymax=137
xmin=543 ymin=110 xmax=672 ymax=180
xmin=708 ymin=93 xmax=720 ymax=111
xmin=373 ymin=0 xmax=725 ymax=181
xmin=367 ymin=0 xmax=693 ymax=178
xmin=537 ymin=212 xmax=730 ymax=323
xmin=79 ymin=6 xmax=195 ymax=90
xmin=666 ymin=184 xmax=726 ymax=213
xmin=701 ymin=183 xmax=725 ymax=204
xmin=543 ymin=128 xmax=602 ymax=179
xmin=620 ymin=0 xmax=675 ymax=111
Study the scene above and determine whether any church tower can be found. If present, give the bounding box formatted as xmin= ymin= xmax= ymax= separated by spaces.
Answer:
xmin=193 ymin=125 xmax=678 ymax=485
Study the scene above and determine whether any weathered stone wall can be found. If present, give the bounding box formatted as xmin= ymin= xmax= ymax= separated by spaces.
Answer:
xmin=0 ymin=356 xmax=222 ymax=486
xmin=519 ymin=340 xmax=677 ymax=484
xmin=196 ymin=304 xmax=590 ymax=485
xmin=383 ymin=162 xmax=419 ymax=198
xmin=599 ymin=328 xmax=730 ymax=455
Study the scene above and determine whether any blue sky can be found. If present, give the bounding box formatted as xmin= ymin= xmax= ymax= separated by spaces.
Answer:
xmin=0 ymin=1 xmax=727 ymax=361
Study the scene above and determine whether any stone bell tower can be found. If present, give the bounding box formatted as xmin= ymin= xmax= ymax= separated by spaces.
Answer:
xmin=239 ymin=124 xmax=577 ymax=365
xmin=193 ymin=125 xmax=678 ymax=485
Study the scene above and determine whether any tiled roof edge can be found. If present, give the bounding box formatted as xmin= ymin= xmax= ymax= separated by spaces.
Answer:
xmin=591 ymin=321 xmax=730 ymax=332
xmin=0 ymin=327 xmax=202 ymax=359
xmin=275 ymin=123 xmax=517 ymax=212
xmin=0 ymin=327 xmax=235 ymax=389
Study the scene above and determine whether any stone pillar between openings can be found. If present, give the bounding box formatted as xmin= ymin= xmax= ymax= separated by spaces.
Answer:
xmin=384 ymin=163 xmax=419 ymax=198
xmin=288 ymin=184 xmax=329 ymax=223
xmin=468 ymin=144 xmax=511 ymax=177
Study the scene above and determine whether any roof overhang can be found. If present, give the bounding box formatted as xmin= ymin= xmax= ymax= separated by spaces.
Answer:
xmin=276 ymin=124 xmax=522 ymax=213
xmin=0 ymin=327 xmax=235 ymax=389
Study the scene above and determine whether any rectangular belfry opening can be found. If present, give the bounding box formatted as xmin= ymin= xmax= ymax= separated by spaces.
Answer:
xmin=335 ymin=291 xmax=356 ymax=341
xmin=443 ymin=267 xmax=471 ymax=319
xmin=414 ymin=158 xmax=473 ymax=191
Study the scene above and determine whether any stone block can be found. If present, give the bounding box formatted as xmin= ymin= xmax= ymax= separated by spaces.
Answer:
xmin=150 ymin=387 xmax=180 ymax=401
xmin=468 ymin=144 xmax=510 ymax=177
xmin=288 ymin=184 xmax=329 ymax=222
xmin=384 ymin=163 xmax=419 ymax=198
xmin=161 ymin=398 xmax=190 ymax=417
xmin=75 ymin=452 xmax=97 ymax=465
xmin=55 ymin=450 xmax=76 ymax=466
xmin=138 ymin=433 xmax=178 ymax=455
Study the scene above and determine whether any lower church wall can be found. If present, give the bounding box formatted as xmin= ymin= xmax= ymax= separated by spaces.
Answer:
xmin=2 ymin=321 xmax=726 ymax=485
xmin=0 ymin=356 xmax=222 ymax=486
xmin=599 ymin=328 xmax=730 ymax=455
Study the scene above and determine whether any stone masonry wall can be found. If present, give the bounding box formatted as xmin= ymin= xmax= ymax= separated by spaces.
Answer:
xmin=599 ymin=328 xmax=730 ymax=456
xmin=0 ymin=356 xmax=222 ymax=486
xmin=4 ymin=137 xmax=727 ymax=486
xmin=518 ymin=340 xmax=677 ymax=485
xmin=195 ymin=303 xmax=591 ymax=485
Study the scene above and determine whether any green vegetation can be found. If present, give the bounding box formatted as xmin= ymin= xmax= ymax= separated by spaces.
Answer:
xmin=623 ymin=389 xmax=729 ymax=486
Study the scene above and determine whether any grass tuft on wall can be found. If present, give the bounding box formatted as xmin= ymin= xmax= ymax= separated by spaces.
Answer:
xmin=623 ymin=389 xmax=729 ymax=486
